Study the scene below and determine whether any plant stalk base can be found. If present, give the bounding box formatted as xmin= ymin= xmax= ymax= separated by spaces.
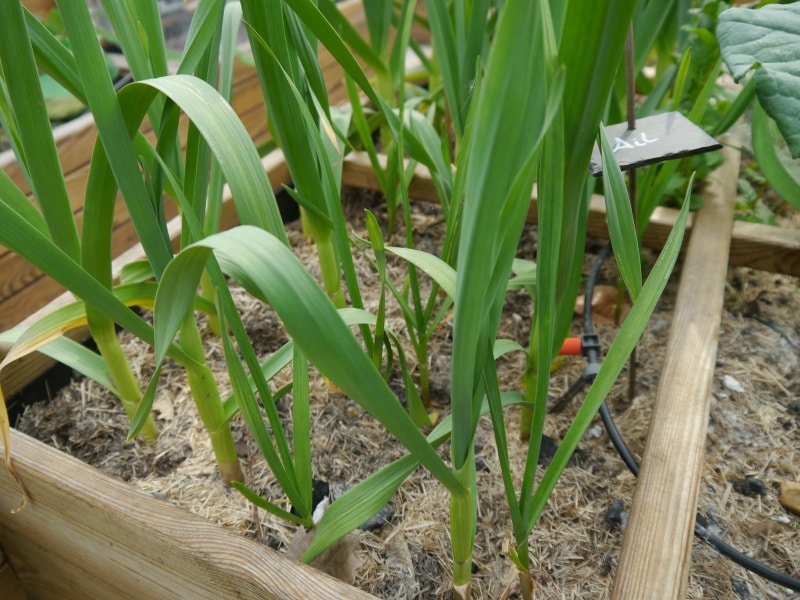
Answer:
xmin=453 ymin=582 xmax=471 ymax=600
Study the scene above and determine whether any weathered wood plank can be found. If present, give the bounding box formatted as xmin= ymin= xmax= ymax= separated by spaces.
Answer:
xmin=728 ymin=219 xmax=800 ymax=274
xmin=0 ymin=428 xmax=376 ymax=600
xmin=0 ymin=549 xmax=28 ymax=600
xmin=341 ymin=151 xmax=800 ymax=276
xmin=610 ymin=139 xmax=740 ymax=599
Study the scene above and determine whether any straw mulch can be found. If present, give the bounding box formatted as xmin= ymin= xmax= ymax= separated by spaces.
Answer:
xmin=15 ymin=187 xmax=800 ymax=599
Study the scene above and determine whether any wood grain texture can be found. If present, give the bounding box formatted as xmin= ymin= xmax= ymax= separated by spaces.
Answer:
xmin=341 ymin=151 xmax=800 ymax=276
xmin=0 ymin=551 xmax=28 ymax=600
xmin=0 ymin=428 xmax=376 ymax=600
xmin=21 ymin=0 xmax=54 ymax=20
xmin=610 ymin=139 xmax=740 ymax=599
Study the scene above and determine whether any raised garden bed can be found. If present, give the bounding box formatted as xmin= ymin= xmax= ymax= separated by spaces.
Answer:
xmin=2 ymin=1 xmax=799 ymax=598
xmin=4 ymin=144 xmax=800 ymax=597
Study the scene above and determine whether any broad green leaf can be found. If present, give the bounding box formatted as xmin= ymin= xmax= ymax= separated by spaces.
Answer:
xmin=315 ymin=0 xmax=388 ymax=76
xmin=205 ymin=1 xmax=242 ymax=236
xmin=203 ymin=249 xmax=304 ymax=496
xmin=118 ymin=76 xmax=287 ymax=239
xmin=363 ymin=0 xmax=393 ymax=54
xmin=241 ymin=10 xmax=359 ymax=309
xmin=179 ymin=0 xmax=226 ymax=76
xmin=558 ymin=0 xmax=638 ymax=186
xmin=483 ymin=353 xmax=523 ymax=533
xmin=403 ymin=109 xmax=454 ymax=201
xmin=268 ymin=0 xmax=446 ymax=179
xmin=119 ymin=260 xmax=156 ymax=285
xmin=99 ymin=0 xmax=168 ymax=83
xmin=508 ymin=258 xmax=536 ymax=291
xmin=424 ymin=0 xmax=492 ymax=139
xmin=521 ymin=94 xmax=564 ymax=507
xmin=152 ymin=250 xmax=211 ymax=369
xmin=671 ymin=48 xmax=692 ymax=112
xmin=337 ymin=304 xmax=433 ymax=427
xmin=0 ymin=196 xmax=188 ymax=363
xmin=0 ymin=282 xmax=165 ymax=367
xmin=633 ymin=0 xmax=680 ymax=74
xmin=124 ymin=361 xmax=161 ymax=440
xmin=717 ymin=3 xmax=800 ymax=157
xmin=59 ymin=0 xmax=174 ymax=277
xmin=713 ymin=76 xmax=756 ymax=138
xmin=751 ymin=99 xmax=800 ymax=210
xmin=554 ymin=0 xmax=637 ymax=295
xmin=387 ymin=0 xmax=418 ymax=95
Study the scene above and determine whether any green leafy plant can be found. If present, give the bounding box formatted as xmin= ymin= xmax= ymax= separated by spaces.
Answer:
xmin=149 ymin=2 xmax=692 ymax=598
xmin=1 ymin=1 xmax=703 ymax=597
xmin=0 ymin=0 xmax=292 ymax=486
xmin=735 ymin=162 xmax=780 ymax=225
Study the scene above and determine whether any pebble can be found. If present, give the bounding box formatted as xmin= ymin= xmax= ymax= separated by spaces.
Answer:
xmin=587 ymin=425 xmax=603 ymax=439
xmin=603 ymin=498 xmax=628 ymax=531
xmin=730 ymin=577 xmax=752 ymax=599
xmin=778 ymin=481 xmax=800 ymax=516
xmin=722 ymin=374 xmax=744 ymax=393
xmin=732 ymin=475 xmax=767 ymax=498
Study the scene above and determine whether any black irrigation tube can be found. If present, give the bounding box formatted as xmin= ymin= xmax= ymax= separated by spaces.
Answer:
xmin=558 ymin=243 xmax=800 ymax=592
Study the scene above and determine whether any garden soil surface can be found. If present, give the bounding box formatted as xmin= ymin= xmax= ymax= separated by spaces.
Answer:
xmin=14 ymin=185 xmax=800 ymax=599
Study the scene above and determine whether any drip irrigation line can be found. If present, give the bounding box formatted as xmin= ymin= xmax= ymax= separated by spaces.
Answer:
xmin=554 ymin=243 xmax=800 ymax=592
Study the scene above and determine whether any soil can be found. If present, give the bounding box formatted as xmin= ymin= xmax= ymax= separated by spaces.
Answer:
xmin=13 ymin=184 xmax=800 ymax=599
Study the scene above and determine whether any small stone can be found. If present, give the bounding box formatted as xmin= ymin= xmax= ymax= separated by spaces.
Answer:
xmin=779 ymin=481 xmax=800 ymax=516
xmin=722 ymin=375 xmax=744 ymax=393
xmin=730 ymin=577 xmax=752 ymax=599
xmin=732 ymin=475 xmax=767 ymax=498
xmin=603 ymin=499 xmax=626 ymax=529
xmin=587 ymin=425 xmax=603 ymax=439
